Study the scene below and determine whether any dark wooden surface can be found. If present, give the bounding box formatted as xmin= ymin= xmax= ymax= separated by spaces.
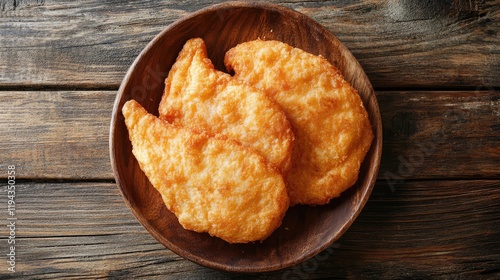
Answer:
xmin=0 ymin=0 xmax=499 ymax=279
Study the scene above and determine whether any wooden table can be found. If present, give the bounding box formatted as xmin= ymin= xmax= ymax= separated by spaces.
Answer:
xmin=1 ymin=0 xmax=499 ymax=278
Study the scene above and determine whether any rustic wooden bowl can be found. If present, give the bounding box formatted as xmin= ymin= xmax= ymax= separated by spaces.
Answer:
xmin=110 ymin=1 xmax=382 ymax=273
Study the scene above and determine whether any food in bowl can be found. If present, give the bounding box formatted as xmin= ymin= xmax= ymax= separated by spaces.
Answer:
xmin=225 ymin=39 xmax=374 ymax=205
xmin=122 ymin=37 xmax=373 ymax=243
xmin=158 ymin=38 xmax=294 ymax=174
xmin=123 ymin=99 xmax=289 ymax=244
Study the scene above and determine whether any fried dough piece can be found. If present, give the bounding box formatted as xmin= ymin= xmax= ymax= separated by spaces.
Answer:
xmin=225 ymin=40 xmax=374 ymax=205
xmin=159 ymin=38 xmax=293 ymax=174
xmin=123 ymin=100 xmax=289 ymax=243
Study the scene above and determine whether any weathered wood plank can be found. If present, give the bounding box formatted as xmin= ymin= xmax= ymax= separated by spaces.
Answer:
xmin=378 ymin=89 xmax=500 ymax=183
xmin=1 ymin=90 xmax=498 ymax=180
xmin=0 ymin=91 xmax=115 ymax=179
xmin=0 ymin=180 xmax=498 ymax=278
xmin=0 ymin=0 xmax=498 ymax=88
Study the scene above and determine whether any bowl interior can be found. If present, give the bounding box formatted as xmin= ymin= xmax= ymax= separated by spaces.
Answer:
xmin=110 ymin=1 xmax=382 ymax=273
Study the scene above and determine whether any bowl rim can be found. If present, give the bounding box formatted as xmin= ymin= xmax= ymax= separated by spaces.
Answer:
xmin=109 ymin=0 xmax=382 ymax=273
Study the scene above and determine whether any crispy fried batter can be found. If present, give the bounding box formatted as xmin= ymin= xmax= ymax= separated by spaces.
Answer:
xmin=225 ymin=40 xmax=374 ymax=205
xmin=123 ymin=100 xmax=289 ymax=243
xmin=159 ymin=38 xmax=294 ymax=174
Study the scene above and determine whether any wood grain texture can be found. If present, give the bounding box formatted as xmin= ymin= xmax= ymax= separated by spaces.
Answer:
xmin=0 ymin=180 xmax=498 ymax=278
xmin=1 ymin=90 xmax=498 ymax=180
xmin=379 ymin=90 xmax=500 ymax=181
xmin=0 ymin=91 xmax=115 ymax=179
xmin=0 ymin=0 xmax=497 ymax=278
xmin=0 ymin=0 xmax=498 ymax=88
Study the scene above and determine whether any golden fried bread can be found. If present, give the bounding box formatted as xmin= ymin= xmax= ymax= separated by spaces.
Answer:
xmin=122 ymin=100 xmax=289 ymax=243
xmin=159 ymin=38 xmax=294 ymax=174
xmin=225 ymin=40 xmax=374 ymax=205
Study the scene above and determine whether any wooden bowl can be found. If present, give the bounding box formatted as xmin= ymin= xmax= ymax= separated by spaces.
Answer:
xmin=110 ymin=1 xmax=382 ymax=273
